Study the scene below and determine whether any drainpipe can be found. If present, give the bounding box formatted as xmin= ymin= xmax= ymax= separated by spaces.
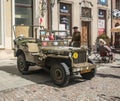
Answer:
xmin=111 ymin=0 xmax=113 ymax=46
xmin=50 ymin=3 xmax=52 ymax=31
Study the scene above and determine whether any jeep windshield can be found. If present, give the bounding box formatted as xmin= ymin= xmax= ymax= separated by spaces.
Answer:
xmin=40 ymin=30 xmax=71 ymax=47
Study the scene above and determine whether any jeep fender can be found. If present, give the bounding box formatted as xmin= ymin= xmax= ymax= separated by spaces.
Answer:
xmin=16 ymin=49 xmax=25 ymax=57
xmin=45 ymin=57 xmax=72 ymax=69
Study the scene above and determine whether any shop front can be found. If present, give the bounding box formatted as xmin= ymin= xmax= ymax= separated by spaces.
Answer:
xmin=59 ymin=2 xmax=72 ymax=36
xmin=111 ymin=25 xmax=120 ymax=49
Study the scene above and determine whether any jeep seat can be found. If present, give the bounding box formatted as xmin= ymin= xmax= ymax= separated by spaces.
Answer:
xmin=27 ymin=43 xmax=39 ymax=55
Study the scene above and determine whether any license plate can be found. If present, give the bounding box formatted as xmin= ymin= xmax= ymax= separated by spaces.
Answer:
xmin=80 ymin=69 xmax=91 ymax=74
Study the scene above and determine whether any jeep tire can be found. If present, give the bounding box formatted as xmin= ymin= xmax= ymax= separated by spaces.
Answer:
xmin=17 ymin=54 xmax=29 ymax=74
xmin=81 ymin=68 xmax=96 ymax=80
xmin=50 ymin=63 xmax=70 ymax=87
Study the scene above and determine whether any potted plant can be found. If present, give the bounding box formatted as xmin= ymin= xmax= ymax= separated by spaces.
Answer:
xmin=97 ymin=33 xmax=111 ymax=46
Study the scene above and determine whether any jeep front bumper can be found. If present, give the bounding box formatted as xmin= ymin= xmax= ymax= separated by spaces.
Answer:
xmin=72 ymin=62 xmax=96 ymax=73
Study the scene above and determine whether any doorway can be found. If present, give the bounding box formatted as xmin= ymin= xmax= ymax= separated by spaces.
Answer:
xmin=81 ymin=21 xmax=91 ymax=48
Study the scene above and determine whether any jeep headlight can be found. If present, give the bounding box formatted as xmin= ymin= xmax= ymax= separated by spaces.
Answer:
xmin=73 ymin=52 xmax=78 ymax=59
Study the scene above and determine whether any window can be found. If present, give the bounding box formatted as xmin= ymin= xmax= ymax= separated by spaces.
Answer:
xmin=98 ymin=9 xmax=106 ymax=36
xmin=60 ymin=3 xmax=72 ymax=35
xmin=82 ymin=7 xmax=91 ymax=18
xmin=98 ymin=0 xmax=108 ymax=5
xmin=15 ymin=0 xmax=33 ymax=25
xmin=116 ymin=0 xmax=120 ymax=10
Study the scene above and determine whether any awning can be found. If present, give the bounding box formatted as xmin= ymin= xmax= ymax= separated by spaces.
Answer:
xmin=111 ymin=26 xmax=120 ymax=32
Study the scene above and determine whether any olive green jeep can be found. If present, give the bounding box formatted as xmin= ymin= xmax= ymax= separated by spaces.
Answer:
xmin=13 ymin=25 xmax=96 ymax=86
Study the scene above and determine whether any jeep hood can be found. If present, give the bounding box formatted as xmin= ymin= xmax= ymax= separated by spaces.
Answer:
xmin=41 ymin=46 xmax=87 ymax=54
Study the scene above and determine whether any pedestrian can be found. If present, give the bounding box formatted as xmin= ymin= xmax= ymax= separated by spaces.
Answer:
xmin=70 ymin=26 xmax=81 ymax=47
xmin=49 ymin=32 xmax=54 ymax=40
xmin=99 ymin=39 xmax=114 ymax=62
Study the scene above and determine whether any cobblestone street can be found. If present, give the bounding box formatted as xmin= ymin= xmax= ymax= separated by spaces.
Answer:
xmin=0 ymin=54 xmax=120 ymax=101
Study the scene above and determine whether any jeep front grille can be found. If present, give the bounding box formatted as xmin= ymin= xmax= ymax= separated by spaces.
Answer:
xmin=72 ymin=51 xmax=86 ymax=63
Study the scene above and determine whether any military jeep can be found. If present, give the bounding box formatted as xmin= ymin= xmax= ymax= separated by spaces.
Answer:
xmin=13 ymin=25 xmax=96 ymax=86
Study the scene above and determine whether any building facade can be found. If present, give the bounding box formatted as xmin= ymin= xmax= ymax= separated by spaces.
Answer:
xmin=0 ymin=0 xmax=112 ymax=59
xmin=49 ymin=0 xmax=112 ymax=47
xmin=111 ymin=0 xmax=120 ymax=48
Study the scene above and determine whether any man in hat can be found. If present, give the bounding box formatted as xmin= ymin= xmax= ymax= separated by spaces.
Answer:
xmin=70 ymin=26 xmax=81 ymax=47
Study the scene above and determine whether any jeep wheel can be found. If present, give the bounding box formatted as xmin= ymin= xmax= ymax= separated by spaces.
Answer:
xmin=17 ymin=55 xmax=29 ymax=74
xmin=81 ymin=68 xmax=96 ymax=80
xmin=50 ymin=63 xmax=70 ymax=87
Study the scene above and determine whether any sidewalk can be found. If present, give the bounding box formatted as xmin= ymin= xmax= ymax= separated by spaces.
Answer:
xmin=0 ymin=58 xmax=17 ymax=67
xmin=0 ymin=58 xmax=36 ymax=91
xmin=0 ymin=57 xmax=50 ymax=92
xmin=0 ymin=49 xmax=15 ymax=60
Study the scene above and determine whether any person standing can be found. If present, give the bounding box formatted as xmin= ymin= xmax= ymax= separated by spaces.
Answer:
xmin=49 ymin=33 xmax=54 ymax=40
xmin=70 ymin=26 xmax=81 ymax=47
